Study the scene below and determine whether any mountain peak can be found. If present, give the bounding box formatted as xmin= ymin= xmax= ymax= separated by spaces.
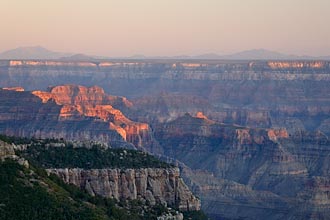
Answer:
xmin=5 ymin=46 xmax=52 ymax=54
xmin=1 ymin=46 xmax=328 ymax=60
xmin=224 ymin=48 xmax=294 ymax=60
xmin=0 ymin=46 xmax=71 ymax=60
xmin=60 ymin=53 xmax=95 ymax=61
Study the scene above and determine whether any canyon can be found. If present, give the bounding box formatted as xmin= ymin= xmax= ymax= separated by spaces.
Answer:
xmin=1 ymin=59 xmax=330 ymax=219
xmin=1 ymin=59 xmax=329 ymax=134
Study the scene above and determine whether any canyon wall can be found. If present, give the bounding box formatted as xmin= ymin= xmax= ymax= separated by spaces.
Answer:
xmin=32 ymin=85 xmax=150 ymax=147
xmin=47 ymin=167 xmax=200 ymax=211
xmin=0 ymin=86 xmax=152 ymax=149
xmin=154 ymin=113 xmax=330 ymax=219
xmin=2 ymin=60 xmax=330 ymax=95
xmin=2 ymin=59 xmax=328 ymax=133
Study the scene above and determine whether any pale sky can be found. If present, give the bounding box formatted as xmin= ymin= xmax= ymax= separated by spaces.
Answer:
xmin=1 ymin=0 xmax=330 ymax=56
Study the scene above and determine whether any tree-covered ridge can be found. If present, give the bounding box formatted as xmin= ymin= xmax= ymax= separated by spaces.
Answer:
xmin=19 ymin=140 xmax=173 ymax=169
xmin=0 ymin=159 xmax=189 ymax=220
xmin=0 ymin=135 xmax=207 ymax=219
xmin=0 ymin=135 xmax=172 ymax=169
xmin=0 ymin=134 xmax=32 ymax=145
xmin=0 ymin=160 xmax=98 ymax=220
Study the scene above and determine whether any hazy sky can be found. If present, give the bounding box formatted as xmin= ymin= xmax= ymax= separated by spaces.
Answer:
xmin=1 ymin=0 xmax=330 ymax=56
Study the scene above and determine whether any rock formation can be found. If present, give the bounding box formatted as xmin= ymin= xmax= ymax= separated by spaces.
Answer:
xmin=32 ymin=85 xmax=149 ymax=147
xmin=154 ymin=113 xmax=330 ymax=219
xmin=0 ymin=85 xmax=152 ymax=149
xmin=0 ymin=140 xmax=15 ymax=158
xmin=0 ymin=139 xmax=29 ymax=167
xmin=47 ymin=167 xmax=200 ymax=211
xmin=1 ymin=59 xmax=330 ymax=134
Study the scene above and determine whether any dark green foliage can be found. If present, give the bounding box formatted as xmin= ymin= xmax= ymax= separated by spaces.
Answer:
xmin=0 ymin=134 xmax=32 ymax=145
xmin=2 ymin=135 xmax=173 ymax=169
xmin=0 ymin=159 xmax=106 ymax=220
xmin=0 ymin=159 xmax=177 ymax=220
xmin=21 ymin=141 xmax=173 ymax=169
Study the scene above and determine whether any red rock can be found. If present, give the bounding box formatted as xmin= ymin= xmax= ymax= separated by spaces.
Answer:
xmin=3 ymin=87 xmax=25 ymax=92
xmin=267 ymin=128 xmax=289 ymax=141
xmin=31 ymin=85 xmax=149 ymax=147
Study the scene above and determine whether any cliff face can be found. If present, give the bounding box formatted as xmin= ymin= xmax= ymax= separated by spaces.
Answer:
xmin=0 ymin=140 xmax=15 ymax=158
xmin=47 ymin=167 xmax=200 ymax=211
xmin=180 ymin=166 xmax=291 ymax=220
xmin=0 ymin=139 xmax=29 ymax=168
xmin=181 ymin=165 xmax=330 ymax=220
xmin=154 ymin=113 xmax=330 ymax=219
xmin=1 ymin=135 xmax=201 ymax=219
xmin=32 ymin=85 xmax=149 ymax=147
xmin=131 ymin=80 xmax=330 ymax=135
xmin=0 ymin=86 xmax=151 ymax=149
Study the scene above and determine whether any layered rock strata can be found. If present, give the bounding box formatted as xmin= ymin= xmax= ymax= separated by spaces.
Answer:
xmin=0 ymin=86 xmax=151 ymax=149
xmin=1 ymin=59 xmax=330 ymax=134
xmin=47 ymin=167 xmax=200 ymax=211
xmin=154 ymin=113 xmax=330 ymax=219
xmin=32 ymin=85 xmax=150 ymax=147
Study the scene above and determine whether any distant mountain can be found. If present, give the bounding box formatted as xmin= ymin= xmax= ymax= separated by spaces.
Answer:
xmin=1 ymin=46 xmax=329 ymax=60
xmin=60 ymin=53 xmax=95 ymax=61
xmin=220 ymin=49 xmax=294 ymax=60
xmin=145 ymin=49 xmax=327 ymax=60
xmin=127 ymin=54 xmax=148 ymax=59
xmin=149 ymin=49 xmax=329 ymax=60
xmin=192 ymin=53 xmax=223 ymax=60
xmin=0 ymin=46 xmax=72 ymax=59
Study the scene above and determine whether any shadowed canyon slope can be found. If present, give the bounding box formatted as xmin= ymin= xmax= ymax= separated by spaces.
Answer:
xmin=154 ymin=113 xmax=330 ymax=219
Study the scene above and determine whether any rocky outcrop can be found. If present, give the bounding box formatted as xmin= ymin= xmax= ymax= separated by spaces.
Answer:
xmin=32 ymin=85 xmax=149 ymax=147
xmin=0 ymin=140 xmax=15 ymax=158
xmin=47 ymin=167 xmax=200 ymax=211
xmin=0 ymin=140 xmax=29 ymax=167
xmin=157 ymin=213 xmax=183 ymax=220
xmin=0 ymin=86 xmax=152 ymax=149
xmin=267 ymin=128 xmax=289 ymax=141
xmin=2 ymin=87 xmax=24 ymax=92
xmin=267 ymin=61 xmax=328 ymax=69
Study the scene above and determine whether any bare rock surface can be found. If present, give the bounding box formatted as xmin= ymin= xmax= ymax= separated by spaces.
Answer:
xmin=47 ymin=167 xmax=200 ymax=211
